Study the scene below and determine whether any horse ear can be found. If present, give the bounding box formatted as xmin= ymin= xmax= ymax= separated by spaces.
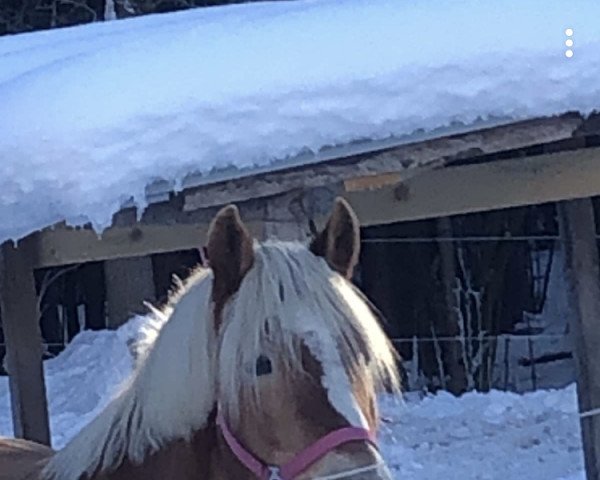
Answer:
xmin=310 ymin=197 xmax=360 ymax=279
xmin=207 ymin=205 xmax=254 ymax=304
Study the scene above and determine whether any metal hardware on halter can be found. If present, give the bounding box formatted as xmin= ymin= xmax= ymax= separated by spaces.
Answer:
xmin=268 ymin=465 xmax=283 ymax=480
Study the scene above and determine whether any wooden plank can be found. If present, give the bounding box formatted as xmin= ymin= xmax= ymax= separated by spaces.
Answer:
xmin=262 ymin=193 xmax=315 ymax=242
xmin=0 ymin=242 xmax=50 ymax=446
xmin=344 ymin=146 xmax=600 ymax=226
xmin=104 ymin=257 xmax=156 ymax=329
xmin=557 ymin=199 xmax=600 ymax=480
xmin=435 ymin=217 xmax=468 ymax=395
xmin=183 ymin=113 xmax=583 ymax=210
xmin=344 ymin=173 xmax=402 ymax=192
xmin=31 ymin=222 xmax=265 ymax=269
xmin=28 ymin=143 xmax=599 ymax=270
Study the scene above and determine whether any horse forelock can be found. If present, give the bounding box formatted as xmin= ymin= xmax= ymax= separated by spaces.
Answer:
xmin=42 ymin=240 xmax=399 ymax=480
xmin=42 ymin=267 xmax=217 ymax=480
xmin=217 ymin=241 xmax=400 ymax=426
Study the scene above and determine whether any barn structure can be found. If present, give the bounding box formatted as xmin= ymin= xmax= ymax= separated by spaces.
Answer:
xmin=1 ymin=0 xmax=600 ymax=477
xmin=2 ymin=110 xmax=600 ymax=445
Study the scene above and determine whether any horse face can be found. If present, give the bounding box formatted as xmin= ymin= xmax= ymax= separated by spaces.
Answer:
xmin=206 ymin=199 xmax=398 ymax=480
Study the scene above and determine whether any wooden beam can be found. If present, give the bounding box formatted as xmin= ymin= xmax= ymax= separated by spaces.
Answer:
xmin=27 ymin=144 xmax=600 ymax=269
xmin=344 ymin=173 xmax=402 ymax=192
xmin=344 ymin=146 xmax=600 ymax=226
xmin=184 ymin=113 xmax=583 ymax=210
xmin=30 ymin=222 xmax=265 ymax=269
xmin=557 ymin=199 xmax=600 ymax=480
xmin=0 ymin=242 xmax=50 ymax=446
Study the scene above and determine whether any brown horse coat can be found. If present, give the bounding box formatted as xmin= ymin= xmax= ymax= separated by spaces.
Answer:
xmin=0 ymin=437 xmax=53 ymax=480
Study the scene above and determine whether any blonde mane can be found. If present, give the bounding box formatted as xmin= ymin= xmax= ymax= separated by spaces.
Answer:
xmin=42 ymin=236 xmax=398 ymax=479
xmin=43 ymin=268 xmax=216 ymax=480
xmin=217 ymin=241 xmax=399 ymax=424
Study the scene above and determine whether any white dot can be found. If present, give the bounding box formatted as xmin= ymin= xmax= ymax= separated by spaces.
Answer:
xmin=565 ymin=28 xmax=574 ymax=36
xmin=566 ymin=49 xmax=574 ymax=58
xmin=565 ymin=39 xmax=574 ymax=47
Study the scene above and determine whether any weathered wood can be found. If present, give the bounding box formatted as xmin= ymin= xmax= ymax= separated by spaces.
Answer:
xmin=29 ymin=145 xmax=600 ymax=269
xmin=263 ymin=221 xmax=312 ymax=242
xmin=344 ymin=173 xmax=402 ymax=192
xmin=183 ymin=113 xmax=583 ymax=210
xmin=31 ymin=222 xmax=265 ymax=269
xmin=558 ymin=198 xmax=600 ymax=480
xmin=435 ymin=218 xmax=467 ymax=395
xmin=152 ymin=250 xmax=202 ymax=304
xmin=0 ymin=242 xmax=50 ymax=446
xmin=262 ymin=192 xmax=315 ymax=242
xmin=345 ymin=146 xmax=600 ymax=226
xmin=104 ymin=256 xmax=156 ymax=329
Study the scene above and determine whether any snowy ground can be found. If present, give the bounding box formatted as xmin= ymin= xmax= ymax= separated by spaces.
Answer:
xmin=0 ymin=315 xmax=586 ymax=479
xmin=380 ymin=389 xmax=583 ymax=480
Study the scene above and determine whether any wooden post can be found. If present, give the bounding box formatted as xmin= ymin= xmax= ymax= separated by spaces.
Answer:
xmin=436 ymin=217 xmax=468 ymax=395
xmin=104 ymin=256 xmax=156 ymax=329
xmin=558 ymin=198 xmax=600 ymax=480
xmin=0 ymin=241 xmax=51 ymax=446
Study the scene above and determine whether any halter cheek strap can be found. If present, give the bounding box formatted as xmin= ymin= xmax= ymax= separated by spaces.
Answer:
xmin=216 ymin=411 xmax=378 ymax=480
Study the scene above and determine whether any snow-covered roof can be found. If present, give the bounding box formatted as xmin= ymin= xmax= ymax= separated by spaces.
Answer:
xmin=1 ymin=0 xmax=600 ymax=243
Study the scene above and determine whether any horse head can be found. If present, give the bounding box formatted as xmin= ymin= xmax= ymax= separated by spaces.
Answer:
xmin=208 ymin=198 xmax=399 ymax=480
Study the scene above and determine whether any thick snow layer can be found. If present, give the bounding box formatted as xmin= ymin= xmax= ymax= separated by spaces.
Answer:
xmin=0 ymin=315 xmax=587 ymax=479
xmin=1 ymin=0 xmax=600 ymax=241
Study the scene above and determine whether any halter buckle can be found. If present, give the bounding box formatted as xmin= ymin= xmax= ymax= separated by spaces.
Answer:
xmin=267 ymin=465 xmax=283 ymax=480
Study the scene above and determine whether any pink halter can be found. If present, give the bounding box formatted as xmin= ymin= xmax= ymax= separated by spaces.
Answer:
xmin=216 ymin=410 xmax=378 ymax=480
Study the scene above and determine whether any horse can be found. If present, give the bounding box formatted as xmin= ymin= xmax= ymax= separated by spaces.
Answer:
xmin=0 ymin=198 xmax=400 ymax=480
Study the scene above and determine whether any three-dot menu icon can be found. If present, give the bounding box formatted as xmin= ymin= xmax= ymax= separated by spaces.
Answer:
xmin=565 ymin=28 xmax=574 ymax=58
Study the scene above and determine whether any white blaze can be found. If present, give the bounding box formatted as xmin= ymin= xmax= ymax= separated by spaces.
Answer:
xmin=289 ymin=312 xmax=368 ymax=428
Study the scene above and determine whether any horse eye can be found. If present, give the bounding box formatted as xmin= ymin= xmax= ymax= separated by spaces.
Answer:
xmin=256 ymin=355 xmax=272 ymax=376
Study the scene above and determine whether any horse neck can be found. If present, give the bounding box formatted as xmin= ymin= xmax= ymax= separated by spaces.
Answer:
xmin=92 ymin=423 xmax=218 ymax=480
xmin=210 ymin=430 xmax=258 ymax=480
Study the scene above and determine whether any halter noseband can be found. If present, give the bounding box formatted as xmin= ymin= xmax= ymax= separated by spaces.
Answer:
xmin=216 ymin=410 xmax=380 ymax=480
